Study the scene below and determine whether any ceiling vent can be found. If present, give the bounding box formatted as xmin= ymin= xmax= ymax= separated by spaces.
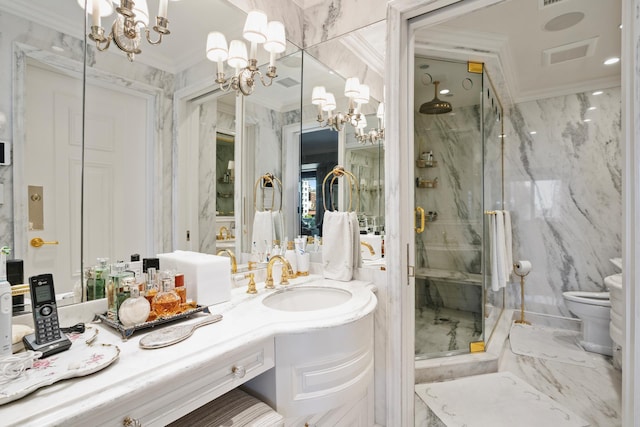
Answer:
xmin=276 ymin=77 xmax=299 ymax=88
xmin=539 ymin=0 xmax=567 ymax=8
xmin=542 ymin=37 xmax=598 ymax=65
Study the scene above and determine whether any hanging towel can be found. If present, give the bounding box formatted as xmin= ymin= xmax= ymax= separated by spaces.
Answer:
xmin=271 ymin=211 xmax=285 ymax=245
xmin=489 ymin=213 xmax=500 ymax=292
xmin=322 ymin=211 xmax=355 ymax=281
xmin=252 ymin=211 xmax=274 ymax=259
xmin=495 ymin=210 xmax=508 ymax=289
xmin=350 ymin=211 xmax=362 ymax=269
xmin=503 ymin=210 xmax=513 ymax=279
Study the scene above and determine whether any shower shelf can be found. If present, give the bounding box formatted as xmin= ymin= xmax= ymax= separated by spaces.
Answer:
xmin=416 ymin=160 xmax=438 ymax=168
xmin=416 ymin=177 xmax=438 ymax=188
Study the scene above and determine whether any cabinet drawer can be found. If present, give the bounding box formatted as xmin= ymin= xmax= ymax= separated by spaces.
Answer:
xmin=86 ymin=338 xmax=275 ymax=426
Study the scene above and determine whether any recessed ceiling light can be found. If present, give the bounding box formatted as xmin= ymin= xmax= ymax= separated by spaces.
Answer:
xmin=592 ymin=90 xmax=603 ymax=96
xmin=499 ymin=134 xmax=505 ymax=139
xmin=588 ymin=106 xmax=597 ymax=111
xmin=583 ymin=118 xmax=592 ymax=122
xmin=439 ymin=89 xmax=450 ymax=95
xmin=604 ymin=57 xmax=620 ymax=65
xmin=543 ymin=12 xmax=585 ymax=32
xmin=529 ymin=131 xmax=537 ymax=135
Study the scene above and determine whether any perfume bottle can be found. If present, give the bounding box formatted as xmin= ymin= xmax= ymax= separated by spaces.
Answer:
xmin=107 ymin=263 xmax=134 ymax=322
xmin=152 ymin=278 xmax=180 ymax=317
xmin=174 ymin=273 xmax=186 ymax=304
xmin=118 ymin=281 xmax=151 ymax=327
xmin=87 ymin=258 xmax=109 ymax=301
xmin=144 ymin=267 xmax=158 ymax=305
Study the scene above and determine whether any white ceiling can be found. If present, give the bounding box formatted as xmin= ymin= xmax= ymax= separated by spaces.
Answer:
xmin=415 ymin=0 xmax=621 ymax=106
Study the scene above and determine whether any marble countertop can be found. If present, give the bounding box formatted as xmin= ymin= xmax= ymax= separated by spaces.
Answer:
xmin=3 ymin=275 xmax=377 ymax=426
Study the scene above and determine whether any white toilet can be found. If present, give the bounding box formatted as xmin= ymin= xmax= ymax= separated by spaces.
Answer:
xmin=562 ymin=291 xmax=613 ymax=356
xmin=606 ymin=273 xmax=624 ymax=368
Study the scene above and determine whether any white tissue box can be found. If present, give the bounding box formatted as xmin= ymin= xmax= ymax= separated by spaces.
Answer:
xmin=360 ymin=235 xmax=382 ymax=261
xmin=157 ymin=251 xmax=231 ymax=306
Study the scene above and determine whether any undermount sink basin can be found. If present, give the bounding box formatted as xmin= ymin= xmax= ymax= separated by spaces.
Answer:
xmin=262 ymin=286 xmax=352 ymax=312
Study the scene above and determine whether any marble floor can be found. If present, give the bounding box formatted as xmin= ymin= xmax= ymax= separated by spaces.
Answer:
xmin=415 ymin=324 xmax=622 ymax=426
xmin=415 ymin=306 xmax=482 ymax=357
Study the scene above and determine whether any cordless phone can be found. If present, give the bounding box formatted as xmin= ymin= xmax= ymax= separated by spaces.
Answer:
xmin=23 ymin=274 xmax=72 ymax=357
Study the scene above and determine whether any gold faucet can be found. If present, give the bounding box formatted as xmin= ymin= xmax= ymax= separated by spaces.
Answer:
xmin=216 ymin=249 xmax=237 ymax=273
xmin=265 ymin=255 xmax=294 ymax=288
xmin=217 ymin=226 xmax=230 ymax=240
xmin=244 ymin=273 xmax=257 ymax=294
xmin=360 ymin=241 xmax=375 ymax=255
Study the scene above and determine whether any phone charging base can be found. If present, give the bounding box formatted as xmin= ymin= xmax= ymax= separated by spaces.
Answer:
xmin=23 ymin=333 xmax=72 ymax=358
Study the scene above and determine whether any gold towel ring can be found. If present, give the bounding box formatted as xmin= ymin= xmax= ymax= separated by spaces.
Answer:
xmin=253 ymin=173 xmax=283 ymax=212
xmin=321 ymin=166 xmax=359 ymax=212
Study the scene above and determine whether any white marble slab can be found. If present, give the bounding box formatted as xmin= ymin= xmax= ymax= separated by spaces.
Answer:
xmin=416 ymin=371 xmax=589 ymax=427
xmin=509 ymin=323 xmax=594 ymax=368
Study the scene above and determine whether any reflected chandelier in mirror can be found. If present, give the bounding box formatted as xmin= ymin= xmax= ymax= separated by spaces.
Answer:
xmin=81 ymin=0 xmax=172 ymax=62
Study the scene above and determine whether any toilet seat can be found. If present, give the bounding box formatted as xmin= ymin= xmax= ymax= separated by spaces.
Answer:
xmin=605 ymin=273 xmax=622 ymax=289
xmin=562 ymin=291 xmax=611 ymax=307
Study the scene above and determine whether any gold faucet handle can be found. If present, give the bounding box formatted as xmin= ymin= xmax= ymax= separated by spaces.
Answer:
xmin=280 ymin=267 xmax=290 ymax=286
xmin=245 ymin=273 xmax=257 ymax=294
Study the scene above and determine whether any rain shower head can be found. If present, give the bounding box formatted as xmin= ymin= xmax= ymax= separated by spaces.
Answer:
xmin=419 ymin=81 xmax=452 ymax=115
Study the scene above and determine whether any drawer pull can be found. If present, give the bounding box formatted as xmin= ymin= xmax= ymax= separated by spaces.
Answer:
xmin=232 ymin=365 xmax=246 ymax=378
xmin=123 ymin=416 xmax=141 ymax=427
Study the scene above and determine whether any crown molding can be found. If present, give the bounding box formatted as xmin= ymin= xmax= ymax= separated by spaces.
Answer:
xmin=339 ymin=31 xmax=385 ymax=78
xmin=0 ymin=1 xmax=83 ymax=40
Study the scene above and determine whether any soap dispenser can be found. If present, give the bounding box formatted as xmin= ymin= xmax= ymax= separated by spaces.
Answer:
xmin=0 ymin=246 xmax=12 ymax=356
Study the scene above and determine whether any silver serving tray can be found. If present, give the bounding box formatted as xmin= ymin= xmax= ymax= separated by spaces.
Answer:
xmin=94 ymin=305 xmax=210 ymax=340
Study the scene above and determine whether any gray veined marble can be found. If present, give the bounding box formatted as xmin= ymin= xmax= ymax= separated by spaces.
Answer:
xmin=504 ymin=88 xmax=622 ymax=317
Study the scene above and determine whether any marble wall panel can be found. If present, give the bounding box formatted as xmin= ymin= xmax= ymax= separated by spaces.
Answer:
xmin=303 ymin=0 xmax=387 ymax=47
xmin=504 ymin=88 xmax=622 ymax=317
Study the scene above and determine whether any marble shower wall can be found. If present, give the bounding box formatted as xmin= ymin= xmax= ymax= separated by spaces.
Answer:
xmin=504 ymin=87 xmax=622 ymax=317
xmin=414 ymin=105 xmax=483 ymax=274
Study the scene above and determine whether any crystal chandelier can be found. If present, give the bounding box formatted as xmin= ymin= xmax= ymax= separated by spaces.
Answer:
xmin=80 ymin=0 xmax=172 ymax=62
xmin=206 ymin=11 xmax=286 ymax=96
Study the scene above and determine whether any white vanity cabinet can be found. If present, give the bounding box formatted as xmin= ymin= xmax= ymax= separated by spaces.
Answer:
xmin=104 ymin=338 xmax=275 ymax=427
xmin=245 ymin=314 xmax=375 ymax=426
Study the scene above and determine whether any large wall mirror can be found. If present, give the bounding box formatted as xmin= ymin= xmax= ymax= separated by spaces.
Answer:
xmin=292 ymin=20 xmax=386 ymax=244
xmin=1 ymin=0 xmax=303 ymax=313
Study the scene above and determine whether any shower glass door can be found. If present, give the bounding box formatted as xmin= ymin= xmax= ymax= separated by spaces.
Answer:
xmin=413 ymin=57 xmax=485 ymax=358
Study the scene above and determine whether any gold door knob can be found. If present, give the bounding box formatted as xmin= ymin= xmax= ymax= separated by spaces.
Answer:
xmin=30 ymin=237 xmax=59 ymax=248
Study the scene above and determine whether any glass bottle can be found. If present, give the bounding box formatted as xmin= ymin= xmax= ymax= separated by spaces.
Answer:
xmin=144 ymin=267 xmax=158 ymax=305
xmin=92 ymin=258 xmax=108 ymax=300
xmin=107 ymin=263 xmax=134 ymax=322
xmin=174 ymin=273 xmax=186 ymax=304
xmin=118 ymin=282 xmax=151 ymax=327
xmin=152 ymin=278 xmax=181 ymax=317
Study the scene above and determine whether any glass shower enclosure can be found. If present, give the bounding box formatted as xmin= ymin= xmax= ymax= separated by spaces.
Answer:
xmin=413 ymin=57 xmax=504 ymax=359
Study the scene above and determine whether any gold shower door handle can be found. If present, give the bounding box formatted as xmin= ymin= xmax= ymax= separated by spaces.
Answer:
xmin=415 ymin=207 xmax=425 ymax=234
xmin=30 ymin=237 xmax=59 ymax=248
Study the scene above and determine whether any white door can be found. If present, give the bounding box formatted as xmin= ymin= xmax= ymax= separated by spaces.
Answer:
xmin=24 ymin=63 xmax=148 ymax=295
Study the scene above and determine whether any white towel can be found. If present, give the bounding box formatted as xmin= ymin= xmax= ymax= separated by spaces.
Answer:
xmin=271 ymin=211 xmax=284 ymax=245
xmin=495 ymin=211 xmax=508 ymax=289
xmin=489 ymin=213 xmax=500 ymax=291
xmin=322 ymin=211 xmax=355 ymax=281
xmin=350 ymin=212 xmax=362 ymax=269
xmin=503 ymin=210 xmax=513 ymax=279
xmin=489 ymin=212 xmax=509 ymax=291
xmin=252 ymin=211 xmax=274 ymax=259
